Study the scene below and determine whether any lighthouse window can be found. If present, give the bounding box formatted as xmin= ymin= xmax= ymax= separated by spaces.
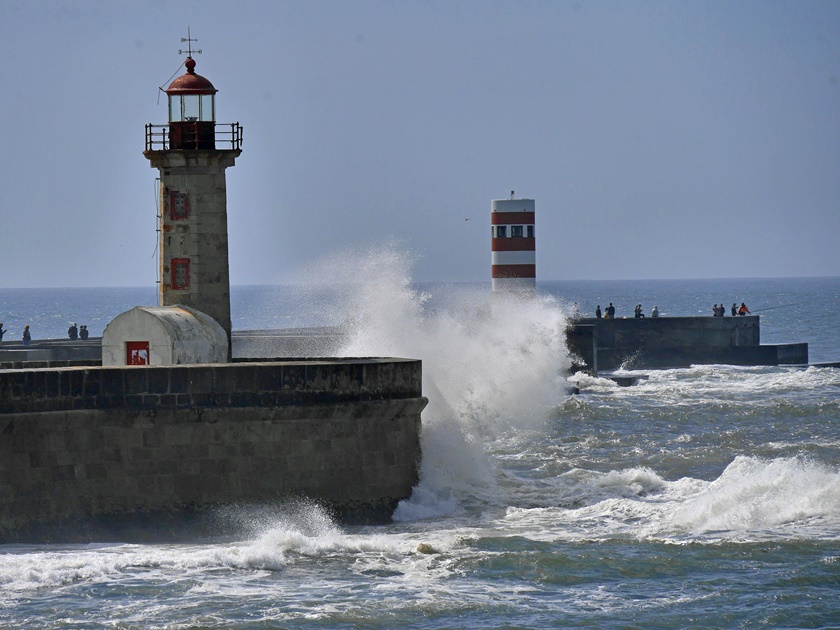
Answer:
xmin=169 ymin=94 xmax=216 ymax=122
xmin=169 ymin=94 xmax=214 ymax=122
xmin=495 ymin=226 xmax=507 ymax=238
xmin=527 ymin=225 xmax=534 ymax=238
xmin=168 ymin=95 xmax=181 ymax=122
xmin=511 ymin=225 xmax=523 ymax=237
xmin=172 ymin=258 xmax=190 ymax=290
xmin=200 ymin=94 xmax=215 ymax=121
xmin=169 ymin=190 xmax=189 ymax=220
xmin=183 ymin=96 xmax=200 ymax=121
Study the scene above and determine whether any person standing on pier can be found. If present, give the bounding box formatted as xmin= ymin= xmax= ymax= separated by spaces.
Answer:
xmin=22 ymin=325 xmax=31 ymax=346
xmin=0 ymin=323 xmax=6 ymax=343
xmin=738 ymin=302 xmax=751 ymax=316
xmin=68 ymin=323 xmax=78 ymax=340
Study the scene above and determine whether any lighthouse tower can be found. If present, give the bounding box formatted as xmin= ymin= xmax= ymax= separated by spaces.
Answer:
xmin=143 ymin=41 xmax=242 ymax=347
xmin=491 ymin=192 xmax=536 ymax=292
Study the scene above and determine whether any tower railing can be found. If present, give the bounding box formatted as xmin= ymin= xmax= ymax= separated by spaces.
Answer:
xmin=144 ymin=123 xmax=244 ymax=151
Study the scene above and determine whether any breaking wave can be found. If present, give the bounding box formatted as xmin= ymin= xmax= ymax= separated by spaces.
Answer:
xmin=298 ymin=242 xmax=573 ymax=518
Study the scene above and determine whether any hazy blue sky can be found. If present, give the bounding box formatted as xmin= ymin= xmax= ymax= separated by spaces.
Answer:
xmin=1 ymin=0 xmax=838 ymax=288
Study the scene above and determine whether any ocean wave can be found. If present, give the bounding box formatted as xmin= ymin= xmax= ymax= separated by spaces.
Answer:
xmin=305 ymin=242 xmax=574 ymax=519
xmin=497 ymin=456 xmax=840 ymax=544
xmin=671 ymin=455 xmax=840 ymax=536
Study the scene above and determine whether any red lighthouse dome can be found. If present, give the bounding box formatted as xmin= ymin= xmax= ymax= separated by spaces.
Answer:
xmin=166 ymin=57 xmax=218 ymax=95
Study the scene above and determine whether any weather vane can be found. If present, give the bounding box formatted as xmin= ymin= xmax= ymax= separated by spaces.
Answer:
xmin=178 ymin=27 xmax=202 ymax=57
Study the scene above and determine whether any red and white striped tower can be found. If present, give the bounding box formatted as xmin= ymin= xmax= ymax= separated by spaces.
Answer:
xmin=491 ymin=191 xmax=536 ymax=292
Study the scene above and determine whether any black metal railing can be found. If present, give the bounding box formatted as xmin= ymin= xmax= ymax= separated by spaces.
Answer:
xmin=145 ymin=122 xmax=244 ymax=151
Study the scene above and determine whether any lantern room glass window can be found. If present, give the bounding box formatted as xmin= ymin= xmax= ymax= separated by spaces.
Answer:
xmin=169 ymin=94 xmax=215 ymax=122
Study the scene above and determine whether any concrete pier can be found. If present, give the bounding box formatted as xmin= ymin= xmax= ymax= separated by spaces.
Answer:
xmin=3 ymin=316 xmax=812 ymax=376
xmin=567 ymin=315 xmax=808 ymax=373
xmin=0 ymin=359 xmax=426 ymax=542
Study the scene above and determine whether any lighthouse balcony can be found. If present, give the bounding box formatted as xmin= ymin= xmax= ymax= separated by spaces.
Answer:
xmin=145 ymin=122 xmax=243 ymax=151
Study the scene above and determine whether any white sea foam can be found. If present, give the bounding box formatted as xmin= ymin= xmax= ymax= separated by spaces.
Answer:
xmin=671 ymin=455 xmax=840 ymax=536
xmin=0 ymin=500 xmax=458 ymax=601
xmin=297 ymin=242 xmax=573 ymax=519
xmin=500 ymin=455 xmax=840 ymax=543
xmin=614 ymin=363 xmax=840 ymax=407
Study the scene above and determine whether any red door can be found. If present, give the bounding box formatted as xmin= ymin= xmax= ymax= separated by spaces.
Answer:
xmin=126 ymin=341 xmax=150 ymax=366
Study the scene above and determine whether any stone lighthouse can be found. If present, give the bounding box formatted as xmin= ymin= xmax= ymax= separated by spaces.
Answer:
xmin=142 ymin=45 xmax=242 ymax=348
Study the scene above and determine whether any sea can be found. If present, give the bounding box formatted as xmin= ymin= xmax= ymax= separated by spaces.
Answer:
xmin=1 ymin=259 xmax=839 ymax=628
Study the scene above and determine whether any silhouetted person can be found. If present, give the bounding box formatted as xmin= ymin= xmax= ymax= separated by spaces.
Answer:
xmin=22 ymin=325 xmax=31 ymax=346
xmin=595 ymin=305 xmax=602 ymax=319
xmin=79 ymin=325 xmax=89 ymax=340
xmin=0 ymin=323 xmax=6 ymax=342
xmin=68 ymin=323 xmax=78 ymax=340
xmin=731 ymin=303 xmax=737 ymax=317
xmin=651 ymin=306 xmax=659 ymax=318
xmin=606 ymin=303 xmax=615 ymax=319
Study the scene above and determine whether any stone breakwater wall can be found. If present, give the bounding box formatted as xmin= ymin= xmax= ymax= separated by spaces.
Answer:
xmin=0 ymin=359 xmax=426 ymax=542
xmin=568 ymin=315 xmax=808 ymax=372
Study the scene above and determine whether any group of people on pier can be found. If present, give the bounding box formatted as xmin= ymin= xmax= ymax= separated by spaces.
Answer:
xmin=0 ymin=322 xmax=91 ymax=345
xmin=0 ymin=323 xmax=31 ymax=346
xmin=593 ymin=301 xmax=751 ymax=319
xmin=713 ymin=302 xmax=751 ymax=317
xmin=67 ymin=323 xmax=89 ymax=341
xmin=595 ymin=303 xmax=658 ymax=319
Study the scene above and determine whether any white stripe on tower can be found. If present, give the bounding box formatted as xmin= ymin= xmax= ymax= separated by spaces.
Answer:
xmin=491 ymin=250 xmax=536 ymax=266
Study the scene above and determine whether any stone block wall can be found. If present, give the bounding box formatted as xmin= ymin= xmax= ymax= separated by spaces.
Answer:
xmin=0 ymin=359 xmax=421 ymax=414
xmin=0 ymin=359 xmax=426 ymax=541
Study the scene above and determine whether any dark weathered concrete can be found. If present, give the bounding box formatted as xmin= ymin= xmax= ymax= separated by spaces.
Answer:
xmin=566 ymin=324 xmax=596 ymax=374
xmin=569 ymin=316 xmax=808 ymax=372
xmin=0 ymin=359 xmax=426 ymax=542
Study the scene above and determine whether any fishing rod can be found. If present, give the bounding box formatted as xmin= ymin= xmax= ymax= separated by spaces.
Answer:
xmin=750 ymin=302 xmax=801 ymax=314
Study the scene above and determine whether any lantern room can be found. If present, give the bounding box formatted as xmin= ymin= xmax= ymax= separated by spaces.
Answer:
xmin=165 ymin=57 xmax=217 ymax=149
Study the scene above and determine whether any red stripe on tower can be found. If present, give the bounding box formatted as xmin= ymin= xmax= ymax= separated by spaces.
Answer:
xmin=491 ymin=192 xmax=536 ymax=292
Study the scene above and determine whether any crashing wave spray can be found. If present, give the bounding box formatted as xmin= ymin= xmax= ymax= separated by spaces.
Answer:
xmin=299 ymin=241 xmax=573 ymax=519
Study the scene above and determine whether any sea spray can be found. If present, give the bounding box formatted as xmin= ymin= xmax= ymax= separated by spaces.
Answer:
xmin=296 ymin=242 xmax=573 ymax=518
xmin=212 ymin=498 xmax=342 ymax=543
xmin=671 ymin=455 xmax=840 ymax=536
